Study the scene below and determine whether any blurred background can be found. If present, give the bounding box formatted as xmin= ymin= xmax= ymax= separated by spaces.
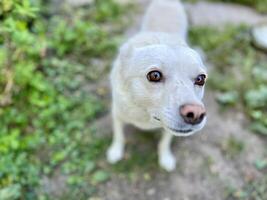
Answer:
xmin=0 ymin=0 xmax=267 ymax=199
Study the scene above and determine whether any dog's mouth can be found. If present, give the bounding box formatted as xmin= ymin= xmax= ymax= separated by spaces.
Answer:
xmin=167 ymin=127 xmax=193 ymax=134
xmin=153 ymin=116 xmax=193 ymax=134
xmin=154 ymin=116 xmax=161 ymax=121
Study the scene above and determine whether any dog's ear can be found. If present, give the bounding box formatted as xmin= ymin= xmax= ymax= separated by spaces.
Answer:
xmin=118 ymin=42 xmax=133 ymax=66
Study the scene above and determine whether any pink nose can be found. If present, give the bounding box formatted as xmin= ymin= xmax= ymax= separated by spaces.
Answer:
xmin=180 ymin=104 xmax=206 ymax=125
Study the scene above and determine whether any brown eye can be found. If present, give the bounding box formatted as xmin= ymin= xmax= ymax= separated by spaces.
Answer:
xmin=195 ymin=74 xmax=206 ymax=86
xmin=147 ymin=70 xmax=162 ymax=82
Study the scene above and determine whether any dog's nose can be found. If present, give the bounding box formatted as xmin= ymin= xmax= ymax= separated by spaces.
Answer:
xmin=180 ymin=104 xmax=206 ymax=125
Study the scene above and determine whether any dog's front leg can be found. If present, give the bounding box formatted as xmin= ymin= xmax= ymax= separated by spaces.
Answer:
xmin=107 ymin=113 xmax=125 ymax=164
xmin=158 ymin=131 xmax=176 ymax=171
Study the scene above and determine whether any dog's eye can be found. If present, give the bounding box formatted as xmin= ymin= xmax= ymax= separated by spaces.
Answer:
xmin=194 ymin=74 xmax=206 ymax=86
xmin=147 ymin=70 xmax=162 ymax=82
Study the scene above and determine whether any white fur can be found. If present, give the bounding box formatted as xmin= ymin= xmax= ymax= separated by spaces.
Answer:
xmin=107 ymin=0 xmax=207 ymax=171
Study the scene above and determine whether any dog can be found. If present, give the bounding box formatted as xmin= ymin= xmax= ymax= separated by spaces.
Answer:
xmin=107 ymin=0 xmax=207 ymax=171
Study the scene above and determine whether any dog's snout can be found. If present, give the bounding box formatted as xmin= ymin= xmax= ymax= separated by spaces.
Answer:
xmin=180 ymin=104 xmax=206 ymax=125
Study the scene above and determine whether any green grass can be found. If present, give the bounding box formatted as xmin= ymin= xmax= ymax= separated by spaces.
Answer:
xmin=221 ymin=136 xmax=245 ymax=159
xmin=0 ymin=0 xmax=132 ymax=199
xmin=225 ymin=176 xmax=267 ymax=199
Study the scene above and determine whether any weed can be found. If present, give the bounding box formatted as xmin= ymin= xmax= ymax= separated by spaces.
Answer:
xmin=0 ymin=0 xmax=131 ymax=199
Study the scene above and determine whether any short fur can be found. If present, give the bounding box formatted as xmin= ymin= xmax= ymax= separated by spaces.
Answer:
xmin=107 ymin=0 xmax=207 ymax=171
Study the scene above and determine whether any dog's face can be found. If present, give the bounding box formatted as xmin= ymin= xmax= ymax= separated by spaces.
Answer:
xmin=119 ymin=44 xmax=207 ymax=136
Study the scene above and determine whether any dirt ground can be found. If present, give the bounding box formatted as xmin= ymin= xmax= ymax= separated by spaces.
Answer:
xmin=93 ymin=1 xmax=267 ymax=199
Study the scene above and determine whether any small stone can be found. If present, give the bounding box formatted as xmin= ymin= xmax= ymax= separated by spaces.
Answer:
xmin=88 ymin=198 xmax=102 ymax=200
xmin=97 ymin=86 xmax=108 ymax=96
xmin=209 ymin=164 xmax=219 ymax=174
xmin=66 ymin=0 xmax=93 ymax=7
xmin=143 ymin=173 xmax=151 ymax=181
xmin=186 ymin=2 xmax=267 ymax=27
xmin=146 ymin=188 xmax=156 ymax=196
xmin=252 ymin=24 xmax=267 ymax=51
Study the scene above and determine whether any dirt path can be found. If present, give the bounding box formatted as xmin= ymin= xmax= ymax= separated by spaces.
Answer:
xmin=94 ymin=1 xmax=267 ymax=199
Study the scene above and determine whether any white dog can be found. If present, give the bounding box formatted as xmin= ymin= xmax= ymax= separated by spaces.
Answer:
xmin=107 ymin=0 xmax=207 ymax=171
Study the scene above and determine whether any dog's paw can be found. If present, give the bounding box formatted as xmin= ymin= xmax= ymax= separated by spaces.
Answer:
xmin=159 ymin=152 xmax=176 ymax=172
xmin=106 ymin=144 xmax=124 ymax=164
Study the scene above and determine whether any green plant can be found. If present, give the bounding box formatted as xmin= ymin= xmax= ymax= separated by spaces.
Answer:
xmin=0 ymin=0 xmax=129 ymax=199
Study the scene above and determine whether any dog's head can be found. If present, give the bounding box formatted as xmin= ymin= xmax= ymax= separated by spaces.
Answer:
xmin=118 ymin=37 xmax=207 ymax=136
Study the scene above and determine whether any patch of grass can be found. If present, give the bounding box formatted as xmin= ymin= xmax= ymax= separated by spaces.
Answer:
xmin=0 ymin=0 xmax=132 ymax=199
xmin=221 ymin=136 xmax=245 ymax=158
xmin=226 ymin=176 xmax=267 ymax=199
